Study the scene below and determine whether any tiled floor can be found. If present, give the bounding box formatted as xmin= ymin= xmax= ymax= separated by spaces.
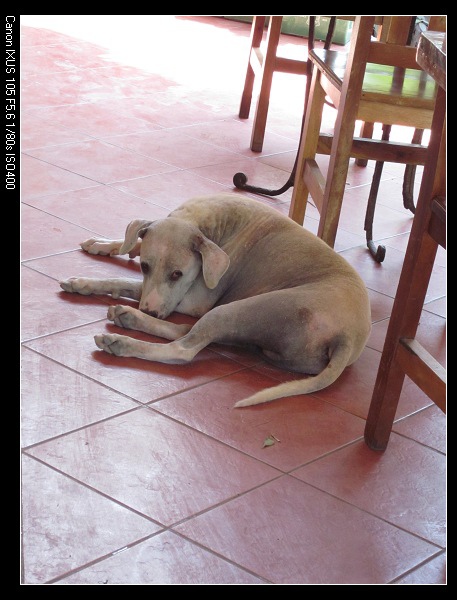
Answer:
xmin=20 ymin=16 xmax=446 ymax=585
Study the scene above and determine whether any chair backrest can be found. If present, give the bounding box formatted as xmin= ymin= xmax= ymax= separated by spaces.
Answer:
xmin=367 ymin=43 xmax=419 ymax=69
xmin=369 ymin=15 xmax=446 ymax=69
xmin=377 ymin=15 xmax=414 ymax=44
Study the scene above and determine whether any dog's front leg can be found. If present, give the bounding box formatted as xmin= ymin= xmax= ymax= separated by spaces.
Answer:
xmin=107 ymin=305 xmax=192 ymax=340
xmin=80 ymin=238 xmax=141 ymax=258
xmin=60 ymin=277 xmax=142 ymax=300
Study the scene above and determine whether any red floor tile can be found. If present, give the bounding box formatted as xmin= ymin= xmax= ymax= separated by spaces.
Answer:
xmin=175 ymin=475 xmax=438 ymax=584
xmin=21 ymin=455 xmax=160 ymax=584
xmin=110 ymin=169 xmax=234 ymax=210
xmin=394 ymin=552 xmax=446 ymax=585
xmin=58 ymin=531 xmax=264 ymax=585
xmin=31 ymin=101 xmax=163 ymax=138
xmin=368 ymin=309 xmax=446 ymax=366
xmin=293 ymin=435 xmax=446 ymax=546
xmin=21 ymin=347 xmax=138 ymax=447
xmin=25 ymin=248 xmax=142 ymax=284
xmin=21 ymin=154 xmax=96 ymax=200
xmin=26 ymin=408 xmax=279 ymax=524
xmin=21 ymin=112 xmax=91 ymax=150
xmin=153 ymin=372 xmax=365 ymax=471
xmin=339 ymin=186 xmax=414 ymax=239
xmin=393 ymin=405 xmax=446 ymax=453
xmin=21 ymin=69 xmax=112 ymax=109
xmin=21 ymin=266 xmax=109 ymax=341
xmin=20 ymin=15 xmax=446 ymax=585
xmin=367 ymin=288 xmax=394 ymax=323
xmin=24 ymin=185 xmax=170 ymax=240
xmin=26 ymin=139 xmax=176 ymax=184
xmin=21 ymin=204 xmax=98 ymax=259
xmin=192 ymin=157 xmax=299 ymax=206
xmin=341 ymin=244 xmax=446 ymax=302
xmin=295 ymin=345 xmax=434 ymax=419
xmin=102 ymin=129 xmax=243 ymax=170
xmin=383 ymin=233 xmax=446 ymax=268
xmin=20 ymin=39 xmax=110 ymax=74
xmin=121 ymin=96 xmax=233 ymax=128
xmin=183 ymin=118 xmax=297 ymax=156
xmin=20 ymin=25 xmax=75 ymax=46
xmin=424 ymin=296 xmax=446 ymax=318
xmin=24 ymin=319 xmax=249 ymax=404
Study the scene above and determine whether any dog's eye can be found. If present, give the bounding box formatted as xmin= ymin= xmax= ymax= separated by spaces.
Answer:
xmin=140 ymin=262 xmax=150 ymax=274
xmin=170 ymin=270 xmax=183 ymax=281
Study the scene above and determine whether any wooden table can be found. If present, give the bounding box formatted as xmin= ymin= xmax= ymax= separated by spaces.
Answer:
xmin=364 ymin=29 xmax=446 ymax=451
xmin=416 ymin=30 xmax=446 ymax=90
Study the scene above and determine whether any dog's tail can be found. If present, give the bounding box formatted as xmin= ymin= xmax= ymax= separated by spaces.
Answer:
xmin=234 ymin=340 xmax=355 ymax=408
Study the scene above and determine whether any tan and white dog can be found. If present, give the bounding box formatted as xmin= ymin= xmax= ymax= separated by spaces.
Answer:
xmin=60 ymin=193 xmax=371 ymax=407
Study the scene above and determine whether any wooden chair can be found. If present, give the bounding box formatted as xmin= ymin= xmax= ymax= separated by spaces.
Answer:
xmin=238 ymin=16 xmax=356 ymax=153
xmin=235 ymin=16 xmax=426 ymax=249
xmin=288 ymin=16 xmax=443 ymax=253
xmin=235 ymin=16 xmax=350 ymax=198
xmin=238 ymin=16 xmax=386 ymax=153
xmin=364 ymin=30 xmax=446 ymax=451
xmin=238 ymin=16 xmax=310 ymax=152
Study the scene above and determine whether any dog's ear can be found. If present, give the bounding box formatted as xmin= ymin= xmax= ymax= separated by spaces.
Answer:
xmin=193 ymin=234 xmax=230 ymax=289
xmin=119 ymin=219 xmax=153 ymax=255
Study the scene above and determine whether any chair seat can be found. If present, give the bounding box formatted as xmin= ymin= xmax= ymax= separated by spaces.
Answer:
xmin=288 ymin=16 xmax=443 ymax=249
xmin=311 ymin=48 xmax=437 ymax=126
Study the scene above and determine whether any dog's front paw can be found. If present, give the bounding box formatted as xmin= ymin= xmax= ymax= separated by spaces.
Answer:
xmin=94 ymin=333 xmax=132 ymax=356
xmin=81 ymin=238 xmax=120 ymax=256
xmin=59 ymin=277 xmax=94 ymax=295
xmin=107 ymin=305 xmax=141 ymax=330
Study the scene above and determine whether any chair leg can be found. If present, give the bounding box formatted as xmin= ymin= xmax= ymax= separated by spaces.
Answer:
xmin=233 ymin=19 xmax=316 ymax=198
xmin=249 ymin=17 xmax=283 ymax=152
xmin=355 ymin=121 xmax=374 ymax=167
xmin=364 ymin=225 xmax=439 ymax=450
xmin=239 ymin=16 xmax=266 ymax=120
xmin=235 ymin=18 xmax=357 ymax=200
xmin=289 ymin=65 xmax=326 ymax=224
xmin=316 ymin=17 xmax=375 ymax=247
xmin=364 ymin=88 xmax=446 ymax=452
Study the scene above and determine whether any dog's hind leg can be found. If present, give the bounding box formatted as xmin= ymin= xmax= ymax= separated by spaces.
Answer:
xmin=94 ymin=330 xmax=209 ymax=364
xmin=94 ymin=303 xmax=240 ymax=363
xmin=94 ymin=297 xmax=282 ymax=364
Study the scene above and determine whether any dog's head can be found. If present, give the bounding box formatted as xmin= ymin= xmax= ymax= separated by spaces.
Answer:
xmin=119 ymin=217 xmax=230 ymax=319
